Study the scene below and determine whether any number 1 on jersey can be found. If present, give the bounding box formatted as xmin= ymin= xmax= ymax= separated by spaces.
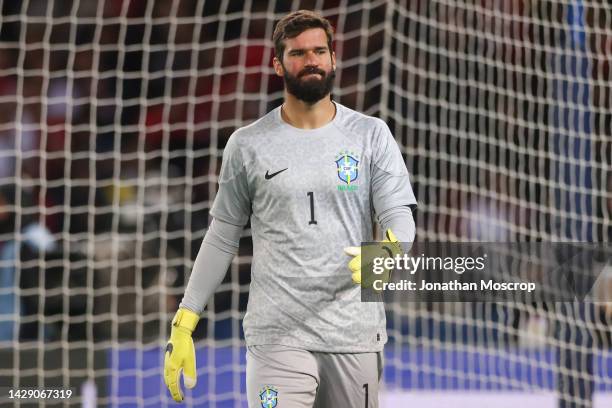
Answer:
xmin=307 ymin=192 xmax=317 ymax=225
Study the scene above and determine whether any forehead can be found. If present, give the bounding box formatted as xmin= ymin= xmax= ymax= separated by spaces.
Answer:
xmin=284 ymin=28 xmax=329 ymax=51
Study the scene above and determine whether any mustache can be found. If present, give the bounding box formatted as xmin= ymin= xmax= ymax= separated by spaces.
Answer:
xmin=298 ymin=67 xmax=326 ymax=78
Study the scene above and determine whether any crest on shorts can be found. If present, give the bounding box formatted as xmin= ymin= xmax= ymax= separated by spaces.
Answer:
xmin=259 ymin=385 xmax=278 ymax=408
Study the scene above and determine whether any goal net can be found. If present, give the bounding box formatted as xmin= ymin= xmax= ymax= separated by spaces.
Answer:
xmin=0 ymin=0 xmax=610 ymax=407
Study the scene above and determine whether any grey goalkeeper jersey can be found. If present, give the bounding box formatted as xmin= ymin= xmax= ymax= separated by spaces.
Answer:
xmin=210 ymin=102 xmax=417 ymax=352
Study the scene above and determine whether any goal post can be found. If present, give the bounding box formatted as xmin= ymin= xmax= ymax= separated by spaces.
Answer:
xmin=0 ymin=0 xmax=610 ymax=407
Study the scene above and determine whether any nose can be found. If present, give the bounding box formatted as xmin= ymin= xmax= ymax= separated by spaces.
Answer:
xmin=304 ymin=50 xmax=319 ymax=66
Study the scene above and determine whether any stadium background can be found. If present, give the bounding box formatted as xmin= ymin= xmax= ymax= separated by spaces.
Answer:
xmin=0 ymin=0 xmax=610 ymax=407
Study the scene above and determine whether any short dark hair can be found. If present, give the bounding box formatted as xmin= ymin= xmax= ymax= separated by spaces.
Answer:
xmin=273 ymin=10 xmax=334 ymax=61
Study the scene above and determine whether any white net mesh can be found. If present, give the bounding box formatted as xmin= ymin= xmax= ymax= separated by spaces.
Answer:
xmin=0 ymin=0 xmax=610 ymax=407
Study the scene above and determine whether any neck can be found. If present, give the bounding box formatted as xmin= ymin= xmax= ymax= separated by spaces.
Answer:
xmin=281 ymin=93 xmax=336 ymax=129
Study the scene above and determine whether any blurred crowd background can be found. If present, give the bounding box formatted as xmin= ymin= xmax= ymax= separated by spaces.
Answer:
xmin=0 ymin=0 xmax=609 ymax=345
xmin=0 ymin=1 xmax=610 ymax=406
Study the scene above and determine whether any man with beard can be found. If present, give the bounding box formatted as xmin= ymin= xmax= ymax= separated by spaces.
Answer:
xmin=163 ymin=10 xmax=417 ymax=407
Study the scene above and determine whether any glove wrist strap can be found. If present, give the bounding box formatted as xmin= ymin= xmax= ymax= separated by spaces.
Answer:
xmin=172 ymin=308 xmax=200 ymax=333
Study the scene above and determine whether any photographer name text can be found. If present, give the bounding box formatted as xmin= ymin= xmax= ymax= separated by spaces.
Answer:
xmin=373 ymin=279 xmax=537 ymax=292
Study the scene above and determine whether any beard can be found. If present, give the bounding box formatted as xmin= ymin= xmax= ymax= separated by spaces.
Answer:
xmin=283 ymin=64 xmax=335 ymax=104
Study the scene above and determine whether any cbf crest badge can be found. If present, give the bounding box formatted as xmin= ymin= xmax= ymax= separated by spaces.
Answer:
xmin=259 ymin=385 xmax=278 ymax=408
xmin=335 ymin=150 xmax=360 ymax=191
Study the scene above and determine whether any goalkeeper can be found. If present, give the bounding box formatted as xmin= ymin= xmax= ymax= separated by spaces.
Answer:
xmin=164 ymin=10 xmax=417 ymax=408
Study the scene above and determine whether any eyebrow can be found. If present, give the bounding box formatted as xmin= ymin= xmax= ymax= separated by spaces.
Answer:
xmin=288 ymin=46 xmax=328 ymax=53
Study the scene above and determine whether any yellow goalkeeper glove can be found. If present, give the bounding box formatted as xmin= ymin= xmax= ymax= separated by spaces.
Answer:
xmin=344 ymin=229 xmax=402 ymax=287
xmin=164 ymin=308 xmax=200 ymax=402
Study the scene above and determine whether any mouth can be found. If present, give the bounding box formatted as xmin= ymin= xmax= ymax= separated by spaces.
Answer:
xmin=300 ymin=72 xmax=323 ymax=78
xmin=301 ymin=72 xmax=323 ymax=79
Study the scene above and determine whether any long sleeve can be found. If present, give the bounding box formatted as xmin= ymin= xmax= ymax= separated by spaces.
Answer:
xmin=179 ymin=218 xmax=244 ymax=314
xmin=378 ymin=205 xmax=416 ymax=252
xmin=370 ymin=119 xmax=417 ymax=217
